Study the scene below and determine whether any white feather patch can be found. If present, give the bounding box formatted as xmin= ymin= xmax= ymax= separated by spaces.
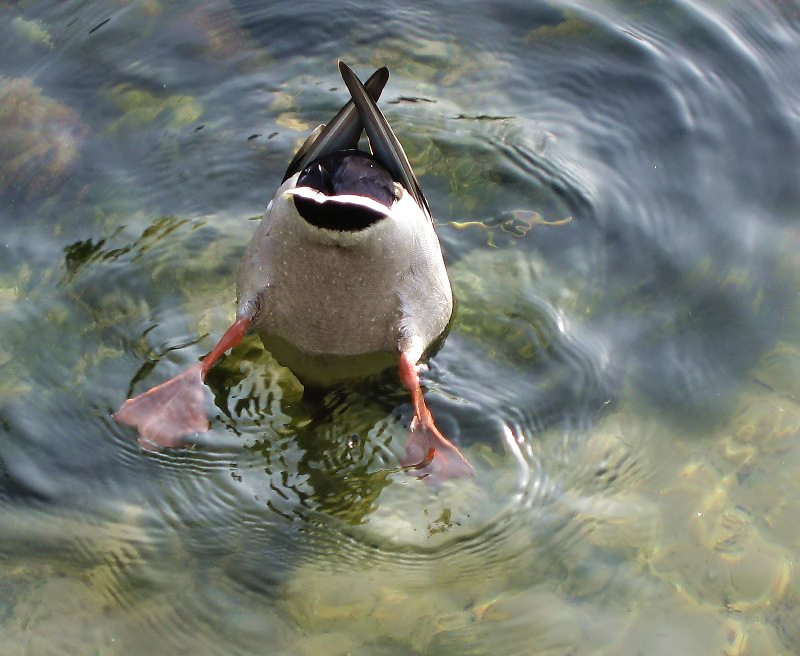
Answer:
xmin=283 ymin=187 xmax=393 ymax=218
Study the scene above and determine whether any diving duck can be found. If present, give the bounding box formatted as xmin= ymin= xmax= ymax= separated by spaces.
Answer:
xmin=114 ymin=61 xmax=473 ymax=481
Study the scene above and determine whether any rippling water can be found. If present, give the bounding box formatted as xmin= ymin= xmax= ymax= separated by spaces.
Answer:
xmin=2 ymin=0 xmax=800 ymax=654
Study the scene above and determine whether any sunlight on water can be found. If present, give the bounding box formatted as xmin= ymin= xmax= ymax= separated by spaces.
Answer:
xmin=1 ymin=0 xmax=799 ymax=654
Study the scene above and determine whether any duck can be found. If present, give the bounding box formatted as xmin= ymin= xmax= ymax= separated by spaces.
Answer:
xmin=114 ymin=61 xmax=473 ymax=481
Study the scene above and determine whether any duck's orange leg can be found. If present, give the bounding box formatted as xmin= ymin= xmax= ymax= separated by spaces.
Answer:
xmin=398 ymin=352 xmax=474 ymax=481
xmin=114 ymin=316 xmax=251 ymax=448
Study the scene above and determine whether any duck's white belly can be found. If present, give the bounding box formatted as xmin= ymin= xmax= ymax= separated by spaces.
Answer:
xmin=264 ymin=234 xmax=407 ymax=356
xmin=236 ymin=183 xmax=453 ymax=382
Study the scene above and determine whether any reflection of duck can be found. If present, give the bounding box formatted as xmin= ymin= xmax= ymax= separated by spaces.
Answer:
xmin=114 ymin=62 xmax=473 ymax=481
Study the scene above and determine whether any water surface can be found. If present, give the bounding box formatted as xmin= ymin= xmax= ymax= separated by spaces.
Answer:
xmin=1 ymin=0 xmax=800 ymax=654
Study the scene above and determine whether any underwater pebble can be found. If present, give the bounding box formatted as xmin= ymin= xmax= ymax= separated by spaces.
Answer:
xmin=291 ymin=632 xmax=355 ymax=656
xmin=563 ymin=551 xmax=618 ymax=597
xmin=733 ymin=393 xmax=800 ymax=448
xmin=283 ymin=564 xmax=463 ymax=652
xmin=688 ymin=493 xmax=750 ymax=552
xmin=650 ymin=459 xmax=741 ymax=605
xmin=778 ymin=555 xmax=800 ymax=607
xmin=720 ymin=534 xmax=792 ymax=611
xmin=651 ymin=445 xmax=793 ymax=614
xmin=566 ymin=489 xmax=660 ymax=560
xmin=776 ymin=605 xmax=800 ymax=652
xmin=739 ymin=620 xmax=785 ymax=656
xmin=721 ymin=617 xmax=747 ymax=656
xmin=433 ymin=587 xmax=582 ymax=655
xmin=3 ymin=577 xmax=111 ymax=654
xmin=753 ymin=344 xmax=800 ymax=402
xmin=614 ymin=604 xmax=727 ymax=656
xmin=656 ymin=457 xmax=724 ymax=537
xmin=362 ymin=474 xmax=483 ymax=548
xmin=764 ymin=494 xmax=800 ymax=552
xmin=651 ymin=540 xmax=728 ymax=606
xmin=717 ymin=435 xmax=757 ymax=468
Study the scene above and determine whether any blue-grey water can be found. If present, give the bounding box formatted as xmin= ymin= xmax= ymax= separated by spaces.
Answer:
xmin=2 ymin=1 xmax=800 ymax=654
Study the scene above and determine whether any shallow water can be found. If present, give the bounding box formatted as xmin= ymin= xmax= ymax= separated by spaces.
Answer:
xmin=2 ymin=0 xmax=800 ymax=654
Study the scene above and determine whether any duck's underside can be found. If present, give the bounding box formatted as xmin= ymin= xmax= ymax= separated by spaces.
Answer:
xmin=114 ymin=62 xmax=473 ymax=484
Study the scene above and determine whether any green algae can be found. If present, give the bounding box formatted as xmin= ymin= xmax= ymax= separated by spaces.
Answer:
xmin=10 ymin=16 xmax=53 ymax=48
xmin=103 ymin=84 xmax=204 ymax=133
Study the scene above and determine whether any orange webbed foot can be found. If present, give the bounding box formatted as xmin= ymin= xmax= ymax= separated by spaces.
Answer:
xmin=398 ymin=351 xmax=474 ymax=483
xmin=114 ymin=362 xmax=207 ymax=449
xmin=402 ymin=414 xmax=475 ymax=483
xmin=114 ymin=316 xmax=251 ymax=449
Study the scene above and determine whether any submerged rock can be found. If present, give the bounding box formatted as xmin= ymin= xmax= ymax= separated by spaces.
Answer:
xmin=0 ymin=77 xmax=85 ymax=199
